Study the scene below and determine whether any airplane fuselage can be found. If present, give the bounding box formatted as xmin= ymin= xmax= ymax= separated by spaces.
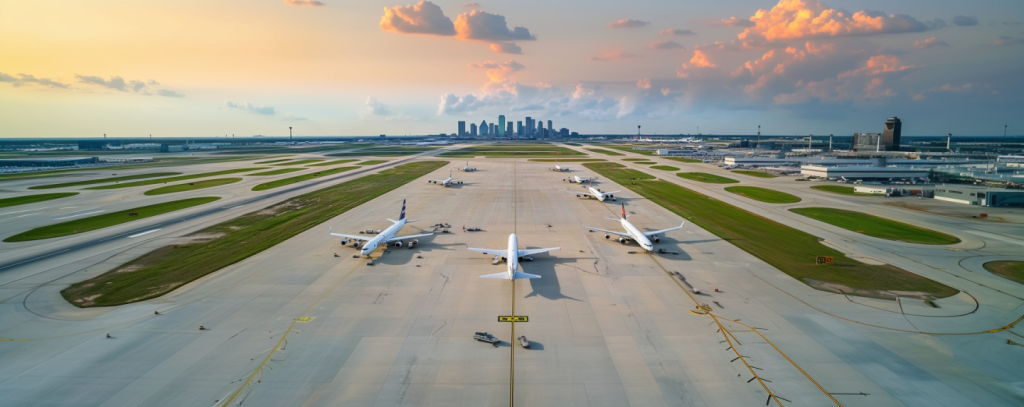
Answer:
xmin=361 ymin=218 xmax=407 ymax=256
xmin=504 ymin=233 xmax=520 ymax=279
xmin=621 ymin=218 xmax=654 ymax=251
xmin=588 ymin=187 xmax=610 ymax=201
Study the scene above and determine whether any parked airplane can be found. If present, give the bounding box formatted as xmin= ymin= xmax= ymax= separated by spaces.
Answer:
xmin=549 ymin=165 xmax=572 ymax=172
xmin=469 ymin=233 xmax=559 ymax=280
xmin=584 ymin=203 xmax=684 ymax=252
xmin=458 ymin=161 xmax=477 ymax=172
xmin=571 ymin=180 xmax=620 ymax=202
xmin=329 ymin=199 xmax=433 ymax=257
xmin=428 ymin=169 xmax=463 ymax=186
xmin=565 ymin=174 xmax=596 ymax=184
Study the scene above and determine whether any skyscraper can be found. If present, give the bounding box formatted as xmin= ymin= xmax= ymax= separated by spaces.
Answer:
xmin=506 ymin=122 xmax=513 ymax=137
xmin=547 ymin=120 xmax=553 ymax=138
xmin=536 ymin=120 xmax=543 ymax=137
xmin=490 ymin=123 xmax=495 ymax=135
xmin=525 ymin=117 xmax=533 ymax=136
xmin=517 ymin=121 xmax=523 ymax=136
xmin=498 ymin=115 xmax=506 ymax=137
xmin=480 ymin=120 xmax=488 ymax=136
xmin=458 ymin=121 xmax=466 ymax=137
xmin=470 ymin=123 xmax=477 ymax=136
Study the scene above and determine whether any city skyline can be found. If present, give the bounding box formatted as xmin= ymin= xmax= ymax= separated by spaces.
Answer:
xmin=2 ymin=0 xmax=1023 ymax=137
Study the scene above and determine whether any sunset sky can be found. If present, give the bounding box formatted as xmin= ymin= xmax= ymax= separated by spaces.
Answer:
xmin=1 ymin=0 xmax=1022 ymax=138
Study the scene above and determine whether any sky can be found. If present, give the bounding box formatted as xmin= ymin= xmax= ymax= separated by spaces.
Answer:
xmin=1 ymin=0 xmax=1023 ymax=138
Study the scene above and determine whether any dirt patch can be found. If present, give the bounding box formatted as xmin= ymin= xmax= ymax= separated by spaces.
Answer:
xmin=76 ymin=294 xmax=103 ymax=306
xmin=115 ymin=265 xmax=144 ymax=273
xmin=885 ymin=202 xmax=1009 ymax=223
xmin=806 ymin=279 xmax=934 ymax=300
xmin=183 ymin=232 xmax=226 ymax=243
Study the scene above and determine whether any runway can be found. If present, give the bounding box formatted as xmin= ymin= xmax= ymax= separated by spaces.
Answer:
xmin=0 ymin=151 xmax=1022 ymax=406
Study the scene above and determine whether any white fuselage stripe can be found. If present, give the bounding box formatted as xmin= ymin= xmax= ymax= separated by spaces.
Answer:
xmin=362 ymin=219 xmax=406 ymax=255
xmin=621 ymin=218 xmax=653 ymax=250
xmin=507 ymin=234 xmax=518 ymax=279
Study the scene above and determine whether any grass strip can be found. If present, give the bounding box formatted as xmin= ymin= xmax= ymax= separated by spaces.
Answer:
xmin=651 ymin=165 xmax=680 ymax=171
xmin=633 ymin=161 xmax=656 ymax=165
xmin=677 ymin=172 xmax=739 ymax=184
xmin=356 ymin=160 xmax=388 ymax=165
xmin=327 ymin=147 xmax=439 ymax=157
xmin=584 ymin=148 xmax=625 ymax=156
xmin=623 ymin=158 xmax=648 ymax=161
xmin=29 ymin=172 xmax=182 ymax=190
xmin=666 ymin=157 xmax=703 ymax=163
xmin=725 ymin=186 xmax=801 ymax=204
xmin=87 ymin=168 xmax=265 ymax=190
xmin=564 ymin=143 xmax=582 ymax=146
xmin=790 ymin=207 xmax=961 ymax=245
xmin=0 ymin=192 xmax=79 ymax=209
xmin=0 ymin=156 xmax=262 ymax=182
xmin=527 ymin=159 xmax=606 ymax=162
xmin=144 ymin=178 xmax=242 ymax=196
xmin=309 ymin=159 xmax=358 ymax=167
xmin=597 ymin=145 xmax=655 ymax=156
xmin=5 ymin=197 xmax=220 ymax=242
xmin=251 ymin=168 xmax=305 ymax=176
xmin=983 ymin=261 xmax=1024 ymax=285
xmin=734 ymin=170 xmax=776 ymax=178
xmin=61 ymin=161 xmax=447 ymax=307
xmin=255 ymin=159 xmax=293 ymax=164
xmin=273 ymin=159 xmax=324 ymax=166
xmin=583 ymin=162 xmax=957 ymax=298
xmin=252 ymin=166 xmax=358 ymax=191
xmin=811 ymin=185 xmax=877 ymax=196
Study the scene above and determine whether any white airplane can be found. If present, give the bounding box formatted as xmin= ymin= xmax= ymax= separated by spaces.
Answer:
xmin=428 ymin=169 xmax=463 ymax=186
xmin=458 ymin=161 xmax=477 ymax=172
xmin=565 ymin=174 xmax=596 ymax=184
xmin=469 ymin=233 xmax=559 ymax=280
xmin=329 ymin=199 xmax=433 ymax=257
xmin=570 ymin=180 xmax=621 ymax=202
xmin=584 ymin=203 xmax=684 ymax=252
xmin=549 ymin=165 xmax=572 ymax=172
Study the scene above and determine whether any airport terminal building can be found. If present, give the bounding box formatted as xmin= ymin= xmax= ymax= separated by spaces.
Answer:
xmin=934 ymin=185 xmax=1024 ymax=207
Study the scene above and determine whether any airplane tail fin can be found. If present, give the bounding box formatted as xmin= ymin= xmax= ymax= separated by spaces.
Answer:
xmin=621 ymin=203 xmax=628 ymax=219
xmin=481 ymin=272 xmax=508 ymax=279
xmin=512 ymin=272 xmax=541 ymax=280
xmin=399 ymin=199 xmax=406 ymax=221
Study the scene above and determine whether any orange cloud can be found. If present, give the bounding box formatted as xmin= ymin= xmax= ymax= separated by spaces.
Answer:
xmin=609 ymin=19 xmax=650 ymax=29
xmin=738 ymin=0 xmax=926 ymax=41
xmin=706 ymin=17 xmax=755 ymax=27
xmin=468 ymin=60 xmax=524 ymax=83
xmin=912 ymin=37 xmax=949 ymax=49
xmin=637 ymin=79 xmax=651 ymax=89
xmin=490 ymin=42 xmax=522 ymax=54
xmin=689 ymin=50 xmax=715 ymax=67
xmin=380 ymin=1 xmax=456 ymax=36
xmin=838 ymin=55 xmax=914 ymax=79
xmin=455 ymin=10 xmax=535 ymax=41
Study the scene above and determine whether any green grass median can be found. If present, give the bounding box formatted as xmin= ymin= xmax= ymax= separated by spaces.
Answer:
xmin=327 ymin=146 xmax=439 ymax=157
xmin=584 ymin=148 xmax=625 ymax=156
xmin=309 ymin=159 xmax=358 ymax=167
xmin=254 ymin=158 xmax=293 ymax=164
xmin=790 ymin=207 xmax=961 ymax=245
xmin=5 ymin=197 xmax=220 ymax=242
xmin=666 ymin=157 xmax=702 ymax=163
xmin=61 ymin=161 xmax=447 ymax=307
xmin=733 ymin=170 xmax=776 ymax=178
xmin=356 ymin=160 xmax=388 ymax=165
xmin=596 ymin=145 xmax=654 ymax=155
xmin=983 ymin=261 xmax=1024 ymax=285
xmin=29 ymin=172 xmax=182 ymax=190
xmin=87 ymin=168 xmax=265 ymax=190
xmin=273 ymin=159 xmax=324 ymax=166
xmin=650 ymin=165 xmax=680 ymax=171
xmin=811 ymin=185 xmax=876 ymax=196
xmin=252 ymin=166 xmax=358 ymax=191
xmin=677 ymin=172 xmax=739 ymax=184
xmin=250 ymin=168 xmax=305 ymax=176
xmin=725 ymin=186 xmax=801 ymax=204
xmin=527 ymin=158 xmax=605 ymax=162
xmin=144 ymin=178 xmax=242 ymax=196
xmin=583 ymin=162 xmax=957 ymax=298
xmin=0 ymin=192 xmax=79 ymax=209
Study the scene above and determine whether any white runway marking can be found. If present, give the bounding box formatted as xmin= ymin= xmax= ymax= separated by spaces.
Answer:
xmin=0 ymin=209 xmax=38 ymax=216
xmin=129 ymin=229 xmax=161 ymax=238
xmin=54 ymin=210 xmax=105 ymax=220
xmin=15 ymin=213 xmax=40 ymax=218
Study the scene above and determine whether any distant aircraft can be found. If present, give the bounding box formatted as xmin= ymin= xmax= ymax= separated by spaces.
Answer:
xmin=458 ymin=161 xmax=477 ymax=172
xmin=428 ymin=169 xmax=463 ymax=186
xmin=549 ymin=165 xmax=572 ymax=172
xmin=571 ymin=180 xmax=620 ymax=202
xmin=564 ymin=174 xmax=596 ymax=184
xmin=584 ymin=203 xmax=684 ymax=252
xmin=329 ymin=199 xmax=433 ymax=257
xmin=469 ymin=233 xmax=559 ymax=280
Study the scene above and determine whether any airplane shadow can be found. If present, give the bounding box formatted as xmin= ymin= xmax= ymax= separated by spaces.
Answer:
xmin=521 ymin=257 xmax=583 ymax=302
xmin=522 ymin=340 xmax=545 ymax=351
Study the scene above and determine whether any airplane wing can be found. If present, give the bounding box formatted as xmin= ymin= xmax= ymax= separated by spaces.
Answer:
xmin=643 ymin=222 xmax=685 ymax=237
xmin=427 ymin=179 xmax=444 ymax=183
xmin=517 ymin=247 xmax=560 ymax=256
xmin=330 ymin=232 xmax=371 ymax=241
xmin=584 ymin=226 xmax=632 ymax=238
xmin=452 ymin=179 xmax=465 ymax=183
xmin=570 ymin=190 xmax=595 ymax=197
xmin=386 ymin=233 xmax=433 ymax=243
xmin=467 ymin=247 xmax=509 ymax=257
xmin=603 ymin=190 xmax=622 ymax=194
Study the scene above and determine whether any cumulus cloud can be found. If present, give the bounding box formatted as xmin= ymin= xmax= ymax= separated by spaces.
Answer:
xmin=284 ymin=0 xmax=325 ymax=6
xmin=608 ymin=19 xmax=650 ymax=29
xmin=2 ymin=72 xmax=70 ymax=88
xmin=679 ymin=49 xmax=715 ymax=70
xmin=912 ymin=37 xmax=949 ymax=49
xmin=589 ymin=50 xmax=640 ymax=61
xmin=952 ymin=15 xmax=978 ymax=27
xmin=661 ymin=28 xmax=696 ymax=36
xmin=75 ymin=75 xmax=129 ymax=91
xmin=706 ymin=16 xmax=755 ymax=27
xmin=737 ymin=0 xmax=927 ymax=42
xmin=637 ymin=79 xmax=651 ymax=89
xmin=380 ymin=0 xmax=456 ymax=36
xmin=225 ymin=101 xmax=276 ymax=115
xmin=993 ymin=36 xmax=1024 ymax=46
xmin=157 ymin=89 xmax=184 ymax=97
xmin=469 ymin=60 xmax=524 ymax=82
xmin=455 ymin=10 xmax=536 ymax=41
xmin=489 ymin=42 xmax=523 ymax=54
xmin=649 ymin=40 xmax=684 ymax=50
xmin=366 ymin=97 xmax=391 ymax=115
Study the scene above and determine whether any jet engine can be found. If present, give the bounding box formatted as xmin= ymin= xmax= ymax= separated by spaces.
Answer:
xmin=605 ymin=234 xmax=610 ymax=239
xmin=577 ymin=195 xmax=581 ymax=197
xmin=394 ymin=241 xmax=403 ymax=248
xmin=653 ymin=236 xmax=660 ymax=243
xmin=618 ymin=237 xmax=627 ymax=243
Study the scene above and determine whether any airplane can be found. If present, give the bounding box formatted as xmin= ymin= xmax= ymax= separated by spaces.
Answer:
xmin=428 ymin=169 xmax=463 ymax=186
xmin=458 ymin=161 xmax=477 ymax=172
xmin=564 ymin=174 xmax=596 ymax=184
xmin=570 ymin=180 xmax=621 ymax=202
xmin=584 ymin=203 xmax=684 ymax=252
xmin=469 ymin=233 xmax=559 ymax=280
xmin=549 ymin=164 xmax=572 ymax=172
xmin=329 ymin=199 xmax=434 ymax=258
